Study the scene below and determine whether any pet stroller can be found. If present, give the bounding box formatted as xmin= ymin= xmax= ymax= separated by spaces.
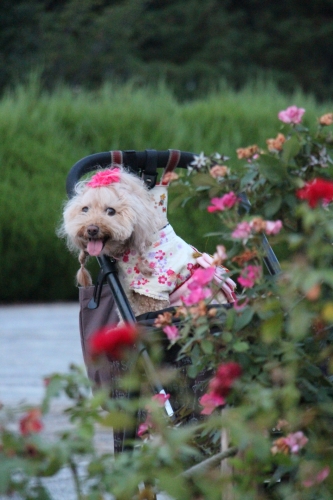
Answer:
xmin=65 ymin=148 xmax=281 ymax=454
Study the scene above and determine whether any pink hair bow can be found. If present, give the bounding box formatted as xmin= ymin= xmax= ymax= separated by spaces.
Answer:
xmin=87 ymin=168 xmax=121 ymax=188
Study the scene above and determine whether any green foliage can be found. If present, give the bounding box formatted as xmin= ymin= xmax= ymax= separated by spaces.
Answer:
xmin=1 ymin=78 xmax=331 ymax=302
xmin=1 ymin=0 xmax=333 ymax=100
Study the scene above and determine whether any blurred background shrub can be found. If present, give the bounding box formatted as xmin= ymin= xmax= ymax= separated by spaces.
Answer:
xmin=2 ymin=0 xmax=333 ymax=101
xmin=0 ymin=77 xmax=331 ymax=302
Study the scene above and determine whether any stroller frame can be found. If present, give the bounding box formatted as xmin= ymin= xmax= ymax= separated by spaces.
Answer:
xmin=66 ymin=148 xmax=281 ymax=448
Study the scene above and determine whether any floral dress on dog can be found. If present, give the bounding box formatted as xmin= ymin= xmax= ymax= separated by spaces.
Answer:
xmin=118 ymin=223 xmax=199 ymax=303
xmin=117 ymin=182 xmax=236 ymax=305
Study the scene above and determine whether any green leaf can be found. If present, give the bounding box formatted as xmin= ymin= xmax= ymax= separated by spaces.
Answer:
xmin=195 ymin=324 xmax=210 ymax=337
xmin=222 ymin=331 xmax=233 ymax=343
xmin=233 ymin=308 xmax=254 ymax=331
xmin=191 ymin=173 xmax=217 ymax=188
xmin=187 ymin=364 xmax=200 ymax=378
xmin=169 ymin=195 xmax=192 ymax=211
xmin=281 ymin=135 xmax=301 ymax=164
xmin=27 ymin=482 xmax=53 ymax=500
xmin=42 ymin=376 xmax=65 ymax=412
xmin=240 ymin=169 xmax=258 ymax=189
xmin=233 ymin=341 xmax=249 ymax=352
xmin=261 ymin=312 xmax=283 ymax=343
xmin=264 ymin=194 xmax=282 ymax=217
xmin=226 ymin=308 xmax=236 ymax=329
xmin=209 ymin=186 xmax=223 ymax=198
xmin=258 ymin=155 xmax=286 ymax=183
xmin=286 ymin=304 xmax=312 ymax=340
xmin=201 ymin=339 xmax=214 ymax=354
xmin=41 ymin=454 xmax=65 ymax=477
xmin=99 ymin=411 xmax=134 ymax=430
xmin=90 ymin=389 xmax=109 ymax=409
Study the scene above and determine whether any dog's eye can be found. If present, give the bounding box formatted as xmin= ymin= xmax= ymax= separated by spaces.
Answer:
xmin=106 ymin=207 xmax=116 ymax=216
xmin=82 ymin=206 xmax=89 ymax=213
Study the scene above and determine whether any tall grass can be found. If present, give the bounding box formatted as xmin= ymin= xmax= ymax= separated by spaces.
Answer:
xmin=0 ymin=76 xmax=331 ymax=301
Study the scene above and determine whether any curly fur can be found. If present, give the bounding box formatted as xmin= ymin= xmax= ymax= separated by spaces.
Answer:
xmin=58 ymin=166 xmax=169 ymax=315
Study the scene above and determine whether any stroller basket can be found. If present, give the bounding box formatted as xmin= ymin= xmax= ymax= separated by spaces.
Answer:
xmin=66 ymin=148 xmax=281 ymax=452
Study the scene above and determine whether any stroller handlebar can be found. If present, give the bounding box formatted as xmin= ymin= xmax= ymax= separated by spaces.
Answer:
xmin=66 ymin=149 xmax=196 ymax=197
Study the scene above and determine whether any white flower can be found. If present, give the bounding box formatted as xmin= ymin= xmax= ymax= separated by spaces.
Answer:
xmin=212 ymin=152 xmax=222 ymax=161
xmin=190 ymin=152 xmax=207 ymax=170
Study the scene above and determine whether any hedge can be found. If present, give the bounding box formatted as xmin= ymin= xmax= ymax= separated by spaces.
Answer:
xmin=0 ymin=77 xmax=330 ymax=302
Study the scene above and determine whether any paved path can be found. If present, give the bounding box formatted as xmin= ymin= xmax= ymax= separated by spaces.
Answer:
xmin=0 ymin=303 xmax=114 ymax=499
xmin=0 ymin=303 xmax=84 ymax=405
xmin=0 ymin=303 xmax=171 ymax=500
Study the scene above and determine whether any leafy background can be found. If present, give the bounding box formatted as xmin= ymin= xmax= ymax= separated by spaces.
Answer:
xmin=0 ymin=79 xmax=331 ymax=302
xmin=2 ymin=0 xmax=333 ymax=101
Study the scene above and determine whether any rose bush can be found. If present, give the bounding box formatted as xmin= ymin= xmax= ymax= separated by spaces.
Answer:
xmin=1 ymin=105 xmax=333 ymax=499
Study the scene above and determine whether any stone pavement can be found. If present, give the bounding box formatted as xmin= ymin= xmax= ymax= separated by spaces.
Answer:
xmin=0 ymin=303 xmax=172 ymax=500
xmin=0 ymin=303 xmax=114 ymax=499
xmin=0 ymin=303 xmax=84 ymax=405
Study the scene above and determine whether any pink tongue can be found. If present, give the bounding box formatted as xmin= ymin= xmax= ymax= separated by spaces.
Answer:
xmin=87 ymin=239 xmax=104 ymax=256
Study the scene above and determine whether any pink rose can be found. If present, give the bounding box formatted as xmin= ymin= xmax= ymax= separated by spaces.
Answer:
xmin=303 ymin=466 xmax=330 ymax=488
xmin=265 ymin=220 xmax=283 ymax=235
xmin=237 ymin=265 xmax=261 ymax=288
xmin=284 ymin=431 xmax=308 ymax=454
xmin=220 ymin=192 xmax=238 ymax=209
xmin=182 ymin=287 xmax=212 ymax=306
xmin=278 ymin=105 xmax=305 ymax=124
xmin=188 ymin=267 xmax=215 ymax=287
xmin=231 ymin=221 xmax=252 ymax=241
xmin=137 ymin=419 xmax=152 ymax=437
xmin=163 ymin=325 xmax=180 ymax=341
xmin=152 ymin=393 xmax=170 ymax=406
xmin=207 ymin=198 xmax=225 ymax=212
xmin=199 ymin=392 xmax=226 ymax=415
xmin=207 ymin=192 xmax=238 ymax=212
xmin=233 ymin=298 xmax=249 ymax=311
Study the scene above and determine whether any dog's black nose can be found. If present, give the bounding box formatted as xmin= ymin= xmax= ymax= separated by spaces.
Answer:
xmin=87 ymin=225 xmax=99 ymax=237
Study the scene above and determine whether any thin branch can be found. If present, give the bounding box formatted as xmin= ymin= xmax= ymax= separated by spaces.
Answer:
xmin=181 ymin=446 xmax=238 ymax=478
xmin=69 ymin=459 xmax=84 ymax=500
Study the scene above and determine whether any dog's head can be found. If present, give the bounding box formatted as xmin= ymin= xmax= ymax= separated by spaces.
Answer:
xmin=58 ymin=167 xmax=166 ymax=285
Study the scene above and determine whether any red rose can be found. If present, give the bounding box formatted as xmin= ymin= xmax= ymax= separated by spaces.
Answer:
xmin=89 ymin=324 xmax=138 ymax=359
xmin=199 ymin=362 xmax=242 ymax=415
xmin=208 ymin=362 xmax=242 ymax=398
xmin=296 ymin=178 xmax=333 ymax=208
xmin=19 ymin=409 xmax=43 ymax=436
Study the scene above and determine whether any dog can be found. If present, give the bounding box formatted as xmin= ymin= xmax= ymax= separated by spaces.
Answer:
xmin=58 ymin=166 xmax=236 ymax=317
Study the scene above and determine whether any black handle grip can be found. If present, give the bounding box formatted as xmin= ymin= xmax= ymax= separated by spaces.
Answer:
xmin=66 ymin=149 xmax=196 ymax=197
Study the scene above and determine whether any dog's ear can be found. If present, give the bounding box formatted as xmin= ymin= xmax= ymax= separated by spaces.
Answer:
xmin=76 ymin=250 xmax=92 ymax=287
xmin=118 ymin=170 xmax=165 ymax=255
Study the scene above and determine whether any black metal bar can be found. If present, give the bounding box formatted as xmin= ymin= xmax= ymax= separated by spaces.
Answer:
xmin=262 ymin=234 xmax=282 ymax=276
xmin=66 ymin=149 xmax=196 ymax=198
xmin=96 ymin=255 xmax=136 ymax=323
xmin=96 ymin=255 xmax=175 ymax=422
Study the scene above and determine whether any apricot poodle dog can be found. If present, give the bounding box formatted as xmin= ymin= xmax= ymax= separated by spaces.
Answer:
xmin=58 ymin=166 xmax=236 ymax=316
